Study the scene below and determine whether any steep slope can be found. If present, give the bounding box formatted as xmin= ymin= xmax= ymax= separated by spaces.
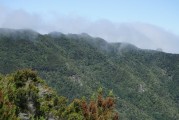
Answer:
xmin=0 ymin=28 xmax=179 ymax=119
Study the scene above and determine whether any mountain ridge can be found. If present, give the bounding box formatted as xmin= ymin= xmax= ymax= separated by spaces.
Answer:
xmin=0 ymin=28 xmax=179 ymax=119
xmin=0 ymin=28 xmax=167 ymax=53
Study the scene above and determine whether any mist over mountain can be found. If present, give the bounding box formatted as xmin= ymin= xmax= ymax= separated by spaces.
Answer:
xmin=0 ymin=28 xmax=179 ymax=119
xmin=1 ymin=0 xmax=179 ymax=119
xmin=0 ymin=5 xmax=179 ymax=53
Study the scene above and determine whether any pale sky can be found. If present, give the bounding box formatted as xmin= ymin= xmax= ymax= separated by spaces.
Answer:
xmin=0 ymin=0 xmax=179 ymax=53
xmin=1 ymin=0 xmax=179 ymax=34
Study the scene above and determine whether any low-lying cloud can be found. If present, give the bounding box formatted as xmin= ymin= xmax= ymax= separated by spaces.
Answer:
xmin=0 ymin=5 xmax=179 ymax=53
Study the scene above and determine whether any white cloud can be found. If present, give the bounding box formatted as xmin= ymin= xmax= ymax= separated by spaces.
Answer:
xmin=0 ymin=5 xmax=179 ymax=53
xmin=3 ymin=10 xmax=42 ymax=29
xmin=0 ymin=5 xmax=43 ymax=31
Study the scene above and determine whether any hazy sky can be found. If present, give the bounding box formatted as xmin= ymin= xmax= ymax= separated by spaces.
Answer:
xmin=0 ymin=0 xmax=179 ymax=53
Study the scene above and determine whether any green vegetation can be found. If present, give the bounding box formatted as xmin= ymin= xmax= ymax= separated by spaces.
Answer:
xmin=0 ymin=69 xmax=118 ymax=119
xmin=0 ymin=28 xmax=179 ymax=119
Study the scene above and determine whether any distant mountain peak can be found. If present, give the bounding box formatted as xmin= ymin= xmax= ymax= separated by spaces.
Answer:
xmin=48 ymin=31 xmax=63 ymax=38
xmin=0 ymin=28 xmax=39 ymax=41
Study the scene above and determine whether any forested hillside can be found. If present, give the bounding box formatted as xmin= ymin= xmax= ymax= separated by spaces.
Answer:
xmin=0 ymin=28 xmax=179 ymax=119
xmin=0 ymin=69 xmax=118 ymax=119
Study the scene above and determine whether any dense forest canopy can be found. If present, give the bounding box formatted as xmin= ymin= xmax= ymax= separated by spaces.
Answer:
xmin=0 ymin=28 xmax=179 ymax=119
